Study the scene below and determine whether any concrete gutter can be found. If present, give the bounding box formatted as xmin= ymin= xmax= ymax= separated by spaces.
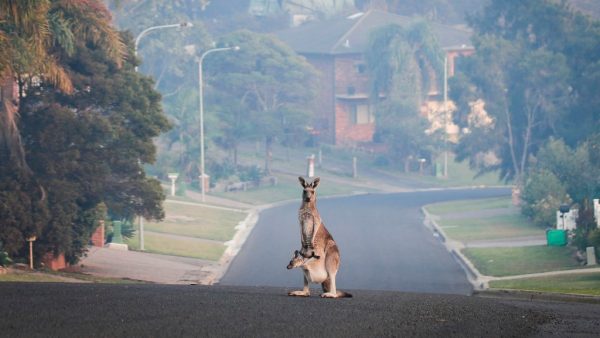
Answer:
xmin=422 ymin=206 xmax=489 ymax=290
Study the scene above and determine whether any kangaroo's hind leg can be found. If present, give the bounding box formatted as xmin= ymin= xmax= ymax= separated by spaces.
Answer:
xmin=320 ymin=247 xmax=340 ymax=298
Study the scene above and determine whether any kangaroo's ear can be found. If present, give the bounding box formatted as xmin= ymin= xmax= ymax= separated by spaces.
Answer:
xmin=312 ymin=177 xmax=320 ymax=188
xmin=294 ymin=250 xmax=300 ymax=257
xmin=298 ymin=176 xmax=306 ymax=187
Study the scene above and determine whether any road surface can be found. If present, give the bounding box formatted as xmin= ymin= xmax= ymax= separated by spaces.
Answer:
xmin=0 ymin=283 xmax=598 ymax=337
xmin=220 ymin=187 xmax=511 ymax=294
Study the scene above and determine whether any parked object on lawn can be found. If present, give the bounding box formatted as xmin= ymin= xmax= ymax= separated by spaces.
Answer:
xmin=546 ymin=229 xmax=567 ymax=246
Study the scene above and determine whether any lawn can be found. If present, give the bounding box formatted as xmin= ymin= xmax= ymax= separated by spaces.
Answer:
xmin=463 ymin=246 xmax=582 ymax=277
xmin=425 ymin=197 xmax=513 ymax=215
xmin=489 ymin=273 xmax=600 ymax=296
xmin=0 ymin=270 xmax=142 ymax=283
xmin=410 ymin=153 xmax=505 ymax=188
xmin=212 ymin=172 xmax=371 ymax=205
xmin=125 ymin=232 xmax=226 ymax=261
xmin=144 ymin=200 xmax=246 ymax=241
xmin=0 ymin=272 xmax=67 ymax=282
xmin=439 ymin=214 xmax=542 ymax=242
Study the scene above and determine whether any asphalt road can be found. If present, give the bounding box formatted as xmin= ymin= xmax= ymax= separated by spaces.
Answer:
xmin=1 ymin=283 xmax=599 ymax=337
xmin=220 ymin=187 xmax=511 ymax=295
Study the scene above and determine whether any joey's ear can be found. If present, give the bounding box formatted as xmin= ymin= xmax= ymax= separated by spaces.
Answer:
xmin=294 ymin=250 xmax=300 ymax=257
xmin=312 ymin=177 xmax=320 ymax=188
xmin=298 ymin=176 xmax=306 ymax=187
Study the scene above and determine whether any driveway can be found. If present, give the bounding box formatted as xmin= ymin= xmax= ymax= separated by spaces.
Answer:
xmin=79 ymin=247 xmax=217 ymax=284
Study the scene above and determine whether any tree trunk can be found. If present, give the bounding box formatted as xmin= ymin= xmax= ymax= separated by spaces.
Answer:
xmin=264 ymin=136 xmax=273 ymax=175
xmin=404 ymin=157 xmax=411 ymax=173
xmin=233 ymin=144 xmax=238 ymax=167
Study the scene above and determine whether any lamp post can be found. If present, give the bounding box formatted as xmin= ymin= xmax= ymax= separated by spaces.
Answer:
xmin=133 ymin=22 xmax=191 ymax=249
xmin=443 ymin=55 xmax=448 ymax=178
xmin=134 ymin=22 xmax=193 ymax=71
xmin=197 ymin=46 xmax=239 ymax=202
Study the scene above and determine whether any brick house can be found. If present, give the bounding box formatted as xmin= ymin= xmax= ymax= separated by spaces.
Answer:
xmin=276 ymin=10 xmax=473 ymax=145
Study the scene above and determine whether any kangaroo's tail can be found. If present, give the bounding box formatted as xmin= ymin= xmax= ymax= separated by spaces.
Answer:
xmin=336 ymin=290 xmax=353 ymax=298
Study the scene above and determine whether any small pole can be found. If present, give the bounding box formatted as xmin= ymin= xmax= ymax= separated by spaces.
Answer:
xmin=139 ymin=217 xmax=145 ymax=251
xmin=26 ymin=236 xmax=36 ymax=269
xmin=29 ymin=242 xmax=33 ymax=269
xmin=168 ymin=173 xmax=179 ymax=197
xmin=352 ymin=157 xmax=358 ymax=178
xmin=307 ymin=154 xmax=315 ymax=178
xmin=318 ymin=148 xmax=322 ymax=168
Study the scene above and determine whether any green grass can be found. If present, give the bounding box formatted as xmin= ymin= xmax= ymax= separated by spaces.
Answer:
xmin=212 ymin=172 xmax=371 ymax=205
xmin=425 ymin=197 xmax=513 ymax=215
xmin=439 ymin=214 xmax=542 ymax=242
xmin=0 ymin=272 xmax=67 ymax=282
xmin=463 ymin=246 xmax=582 ymax=277
xmin=409 ymin=153 xmax=505 ymax=187
xmin=0 ymin=270 xmax=142 ymax=284
xmin=490 ymin=273 xmax=600 ymax=296
xmin=145 ymin=200 xmax=245 ymax=241
xmin=125 ymin=232 xmax=225 ymax=261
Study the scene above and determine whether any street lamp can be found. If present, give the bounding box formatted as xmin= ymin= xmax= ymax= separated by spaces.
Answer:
xmin=133 ymin=22 xmax=191 ymax=249
xmin=442 ymin=55 xmax=449 ymax=178
xmin=197 ymin=46 xmax=240 ymax=202
xmin=134 ymin=22 xmax=193 ymax=71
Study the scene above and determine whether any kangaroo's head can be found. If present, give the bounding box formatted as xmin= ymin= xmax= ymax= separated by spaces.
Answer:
xmin=298 ymin=176 xmax=320 ymax=203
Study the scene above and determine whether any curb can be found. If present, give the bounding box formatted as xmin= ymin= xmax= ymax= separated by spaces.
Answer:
xmin=474 ymin=289 xmax=600 ymax=304
xmin=199 ymin=209 xmax=260 ymax=285
xmin=421 ymin=206 xmax=488 ymax=290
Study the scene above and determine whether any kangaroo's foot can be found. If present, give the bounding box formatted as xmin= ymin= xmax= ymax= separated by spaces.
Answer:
xmin=288 ymin=290 xmax=310 ymax=297
xmin=320 ymin=292 xmax=338 ymax=298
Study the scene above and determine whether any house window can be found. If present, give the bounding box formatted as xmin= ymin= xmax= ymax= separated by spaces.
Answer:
xmin=350 ymin=104 xmax=374 ymax=125
xmin=356 ymin=63 xmax=366 ymax=74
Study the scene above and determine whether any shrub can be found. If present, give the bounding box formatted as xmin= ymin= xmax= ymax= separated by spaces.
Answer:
xmin=521 ymin=170 xmax=571 ymax=228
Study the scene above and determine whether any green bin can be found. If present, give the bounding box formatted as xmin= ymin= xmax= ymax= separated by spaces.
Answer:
xmin=546 ymin=229 xmax=567 ymax=246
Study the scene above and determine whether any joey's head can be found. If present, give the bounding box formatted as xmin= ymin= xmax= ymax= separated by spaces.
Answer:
xmin=298 ymin=176 xmax=320 ymax=203
xmin=287 ymin=250 xmax=305 ymax=269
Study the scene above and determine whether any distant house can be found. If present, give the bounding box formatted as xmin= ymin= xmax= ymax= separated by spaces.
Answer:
xmin=276 ymin=10 xmax=473 ymax=145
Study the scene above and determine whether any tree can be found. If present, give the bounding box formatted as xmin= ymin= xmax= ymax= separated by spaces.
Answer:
xmin=0 ymin=0 xmax=125 ymax=168
xmin=365 ymin=22 xmax=443 ymax=170
xmin=210 ymin=30 xmax=318 ymax=174
xmin=0 ymin=33 xmax=169 ymax=263
xmin=451 ymin=0 xmax=583 ymax=185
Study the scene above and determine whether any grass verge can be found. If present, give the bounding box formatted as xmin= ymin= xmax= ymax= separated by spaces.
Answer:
xmin=425 ymin=197 xmax=512 ymax=215
xmin=126 ymin=232 xmax=225 ymax=261
xmin=145 ymin=200 xmax=245 ymax=241
xmin=211 ymin=172 xmax=372 ymax=205
xmin=463 ymin=246 xmax=582 ymax=277
xmin=489 ymin=273 xmax=600 ymax=296
xmin=0 ymin=269 xmax=142 ymax=284
xmin=440 ymin=214 xmax=542 ymax=242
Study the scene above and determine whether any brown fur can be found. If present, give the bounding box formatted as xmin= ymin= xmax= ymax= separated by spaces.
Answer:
xmin=287 ymin=177 xmax=352 ymax=298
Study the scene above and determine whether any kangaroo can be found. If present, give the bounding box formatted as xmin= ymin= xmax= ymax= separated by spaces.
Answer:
xmin=288 ymin=176 xmax=352 ymax=298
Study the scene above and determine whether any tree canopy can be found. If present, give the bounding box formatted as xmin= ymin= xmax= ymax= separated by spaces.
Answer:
xmin=365 ymin=21 xmax=444 ymax=170
xmin=451 ymin=0 xmax=600 ymax=184
xmin=0 ymin=19 xmax=168 ymax=263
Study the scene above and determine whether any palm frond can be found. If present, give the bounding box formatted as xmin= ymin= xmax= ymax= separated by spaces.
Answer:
xmin=54 ymin=0 xmax=127 ymax=67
